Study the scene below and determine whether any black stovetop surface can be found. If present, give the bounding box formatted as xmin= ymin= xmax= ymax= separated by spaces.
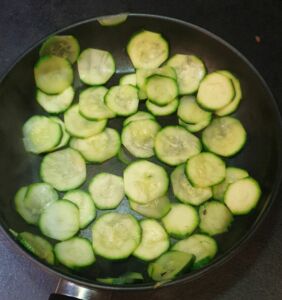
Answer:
xmin=0 ymin=1 xmax=281 ymax=299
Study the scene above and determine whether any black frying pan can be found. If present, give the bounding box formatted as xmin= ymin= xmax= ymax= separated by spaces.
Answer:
xmin=0 ymin=14 xmax=281 ymax=299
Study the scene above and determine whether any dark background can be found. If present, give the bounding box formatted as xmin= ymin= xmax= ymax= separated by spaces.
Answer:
xmin=0 ymin=0 xmax=281 ymax=299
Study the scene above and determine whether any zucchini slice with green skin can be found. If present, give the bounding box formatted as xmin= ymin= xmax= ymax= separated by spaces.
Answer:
xmin=89 ymin=173 xmax=124 ymax=209
xmin=64 ymin=104 xmax=107 ymax=138
xmin=97 ymin=272 xmax=143 ymax=285
xmin=64 ymin=190 xmax=96 ymax=228
xmin=78 ymin=48 xmax=115 ymax=85
xmin=40 ymin=148 xmax=86 ymax=191
xmin=70 ymin=128 xmax=121 ymax=163
xmin=121 ymin=119 xmax=161 ymax=158
xmin=14 ymin=186 xmax=38 ymax=225
xmin=18 ymin=232 xmax=55 ymax=264
xmin=136 ymin=66 xmax=176 ymax=99
xmin=119 ymin=73 xmax=137 ymax=86
xmin=34 ymin=55 xmax=73 ymax=95
xmin=49 ymin=117 xmax=70 ymax=150
xmin=39 ymin=200 xmax=80 ymax=241
xmin=197 ymin=72 xmax=234 ymax=110
xmin=124 ymin=160 xmax=169 ymax=204
xmin=166 ymin=54 xmax=206 ymax=95
xmin=154 ymin=126 xmax=202 ymax=166
xmin=54 ymin=237 xmax=95 ymax=269
xmin=79 ymin=86 xmax=115 ymax=120
xmin=39 ymin=35 xmax=80 ymax=64
xmin=129 ymin=194 xmax=171 ymax=219
xmin=213 ymin=167 xmax=249 ymax=201
xmin=24 ymin=182 xmax=58 ymax=224
xmin=162 ymin=203 xmax=199 ymax=238
xmin=171 ymin=164 xmax=212 ymax=206
xmin=148 ymin=250 xmax=194 ymax=282
xmin=146 ymin=98 xmax=179 ymax=116
xmin=199 ymin=201 xmax=233 ymax=236
xmin=92 ymin=212 xmax=141 ymax=260
xmin=177 ymin=95 xmax=211 ymax=124
xmin=202 ymin=117 xmax=247 ymax=157
xmin=133 ymin=219 xmax=169 ymax=261
xmin=127 ymin=30 xmax=169 ymax=69
xmin=146 ymin=75 xmax=178 ymax=106
xmin=36 ymin=86 xmax=74 ymax=114
xmin=172 ymin=234 xmax=217 ymax=270
xmin=224 ymin=177 xmax=261 ymax=215
xmin=105 ymin=85 xmax=139 ymax=116
xmin=179 ymin=117 xmax=211 ymax=133
xmin=123 ymin=111 xmax=155 ymax=126
xmin=215 ymin=70 xmax=242 ymax=116
xmin=23 ymin=115 xmax=62 ymax=154
xmin=117 ymin=146 xmax=135 ymax=165
xmin=186 ymin=152 xmax=226 ymax=188
xmin=97 ymin=13 xmax=128 ymax=26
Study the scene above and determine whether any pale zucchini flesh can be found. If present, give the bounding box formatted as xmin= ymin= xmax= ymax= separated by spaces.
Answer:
xmin=119 ymin=73 xmax=137 ymax=86
xmin=123 ymin=111 xmax=155 ymax=126
xmin=146 ymin=98 xmax=179 ymax=116
xmin=98 ymin=13 xmax=128 ymax=26
xmin=179 ymin=117 xmax=211 ymax=133
xmin=49 ymin=117 xmax=70 ymax=150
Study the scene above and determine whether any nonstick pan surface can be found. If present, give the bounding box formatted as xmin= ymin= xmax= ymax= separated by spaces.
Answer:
xmin=0 ymin=14 xmax=281 ymax=291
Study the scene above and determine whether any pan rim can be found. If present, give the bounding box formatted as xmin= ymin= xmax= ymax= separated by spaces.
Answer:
xmin=0 ymin=12 xmax=282 ymax=291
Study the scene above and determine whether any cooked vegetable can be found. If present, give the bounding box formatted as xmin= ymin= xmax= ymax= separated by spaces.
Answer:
xmin=97 ymin=272 xmax=143 ymax=285
xmin=123 ymin=111 xmax=155 ymax=126
xmin=98 ymin=13 xmax=128 ymax=26
xmin=146 ymin=98 xmax=179 ymax=116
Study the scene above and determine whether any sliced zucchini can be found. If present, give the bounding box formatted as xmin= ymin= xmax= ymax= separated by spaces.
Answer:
xmin=92 ymin=212 xmax=141 ymax=260
xmin=98 ymin=13 xmax=128 ymax=26
xmin=197 ymin=72 xmax=234 ymax=110
xmin=146 ymin=98 xmax=179 ymax=116
xmin=148 ymin=250 xmax=194 ymax=282
xmin=39 ymin=35 xmax=80 ymax=64
xmin=146 ymin=75 xmax=178 ymax=106
xmin=199 ymin=201 xmax=233 ymax=236
xmin=216 ymin=70 xmax=242 ymax=116
xmin=119 ymin=73 xmax=136 ymax=86
xmin=123 ymin=111 xmax=155 ymax=126
xmin=129 ymin=194 xmax=171 ymax=219
xmin=79 ymin=86 xmax=115 ymax=120
xmin=172 ymin=234 xmax=217 ymax=269
xmin=49 ymin=117 xmax=70 ymax=150
xmin=18 ymin=232 xmax=55 ymax=264
xmin=24 ymin=182 xmax=58 ymax=224
xmin=54 ymin=237 xmax=95 ymax=269
xmin=14 ymin=186 xmax=38 ymax=225
xmin=70 ymin=128 xmax=120 ymax=163
xmin=127 ymin=30 xmax=169 ymax=69
xmin=64 ymin=190 xmax=96 ymax=228
xmin=121 ymin=119 xmax=161 ymax=158
xmin=171 ymin=164 xmax=212 ymax=206
xmin=40 ymin=148 xmax=86 ymax=191
xmin=23 ymin=115 xmax=62 ymax=154
xmin=177 ymin=95 xmax=211 ymax=124
xmin=105 ymin=85 xmax=139 ymax=116
xmin=154 ymin=126 xmax=202 ymax=166
xmin=117 ymin=146 xmax=135 ymax=165
xmin=202 ymin=117 xmax=247 ymax=157
xmin=124 ymin=160 xmax=169 ymax=204
xmin=97 ymin=272 xmax=143 ymax=285
xmin=224 ymin=177 xmax=261 ymax=215
xmin=89 ymin=173 xmax=124 ymax=209
xmin=162 ymin=203 xmax=199 ymax=238
xmin=179 ymin=117 xmax=211 ymax=133
xmin=166 ymin=54 xmax=206 ymax=94
xmin=213 ymin=167 xmax=249 ymax=201
xmin=39 ymin=200 xmax=80 ymax=241
xmin=186 ymin=152 xmax=226 ymax=188
xmin=34 ymin=55 xmax=73 ymax=94
xmin=36 ymin=86 xmax=74 ymax=114
xmin=64 ymin=104 xmax=107 ymax=138
xmin=78 ymin=48 xmax=115 ymax=85
xmin=133 ymin=219 xmax=169 ymax=261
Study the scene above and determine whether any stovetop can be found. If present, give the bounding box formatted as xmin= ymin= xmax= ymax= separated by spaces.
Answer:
xmin=1 ymin=1 xmax=282 ymax=299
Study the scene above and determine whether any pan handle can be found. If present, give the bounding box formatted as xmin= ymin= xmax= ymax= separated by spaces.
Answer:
xmin=49 ymin=279 xmax=112 ymax=300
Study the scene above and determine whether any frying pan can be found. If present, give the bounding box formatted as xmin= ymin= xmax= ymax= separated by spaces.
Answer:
xmin=0 ymin=14 xmax=281 ymax=300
